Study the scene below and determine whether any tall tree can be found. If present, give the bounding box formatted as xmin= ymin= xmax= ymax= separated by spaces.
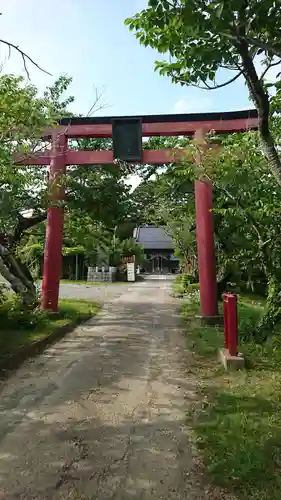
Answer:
xmin=0 ymin=75 xmax=133 ymax=303
xmin=125 ymin=0 xmax=281 ymax=183
xmin=0 ymin=74 xmax=74 ymax=303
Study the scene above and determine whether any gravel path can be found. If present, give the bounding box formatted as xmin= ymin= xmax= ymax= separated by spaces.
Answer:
xmin=59 ymin=282 xmax=132 ymax=303
xmin=0 ymin=278 xmax=212 ymax=499
xmin=0 ymin=279 xmax=132 ymax=304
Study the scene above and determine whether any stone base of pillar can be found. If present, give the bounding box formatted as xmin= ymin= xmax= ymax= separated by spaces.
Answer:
xmin=219 ymin=348 xmax=245 ymax=371
xmin=195 ymin=315 xmax=224 ymax=326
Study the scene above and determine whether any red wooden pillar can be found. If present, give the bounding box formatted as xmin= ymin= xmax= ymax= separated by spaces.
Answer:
xmin=41 ymin=133 xmax=67 ymax=312
xmin=195 ymin=179 xmax=218 ymax=318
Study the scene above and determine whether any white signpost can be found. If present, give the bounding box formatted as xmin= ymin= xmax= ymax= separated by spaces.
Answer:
xmin=127 ymin=262 xmax=135 ymax=282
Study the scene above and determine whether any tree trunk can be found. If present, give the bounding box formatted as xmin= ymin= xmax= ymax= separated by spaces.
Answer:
xmin=0 ymin=210 xmax=47 ymax=306
xmin=238 ymin=41 xmax=281 ymax=184
xmin=10 ymin=211 xmax=47 ymax=248
xmin=259 ymin=134 xmax=281 ymax=182
xmin=0 ymin=243 xmax=37 ymax=306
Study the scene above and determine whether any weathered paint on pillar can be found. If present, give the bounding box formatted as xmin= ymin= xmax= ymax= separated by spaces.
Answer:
xmin=41 ymin=133 xmax=67 ymax=312
xmin=195 ymin=179 xmax=218 ymax=318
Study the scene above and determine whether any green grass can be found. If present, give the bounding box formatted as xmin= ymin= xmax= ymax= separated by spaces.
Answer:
xmin=172 ymin=275 xmax=199 ymax=296
xmin=0 ymin=298 xmax=100 ymax=362
xmin=182 ymin=295 xmax=281 ymax=500
xmin=172 ymin=275 xmax=185 ymax=294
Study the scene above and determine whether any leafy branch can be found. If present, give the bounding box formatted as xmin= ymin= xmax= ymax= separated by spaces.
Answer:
xmin=171 ymin=69 xmax=243 ymax=90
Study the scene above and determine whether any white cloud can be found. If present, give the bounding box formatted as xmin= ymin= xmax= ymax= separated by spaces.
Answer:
xmin=263 ymin=64 xmax=281 ymax=83
xmin=254 ymin=56 xmax=281 ymax=83
xmin=173 ymin=95 xmax=213 ymax=114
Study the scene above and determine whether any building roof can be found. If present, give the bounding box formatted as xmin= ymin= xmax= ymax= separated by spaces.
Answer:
xmin=133 ymin=225 xmax=175 ymax=250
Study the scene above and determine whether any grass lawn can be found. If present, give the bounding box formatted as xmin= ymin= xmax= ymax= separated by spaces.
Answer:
xmin=182 ymin=295 xmax=281 ymax=500
xmin=0 ymin=298 xmax=100 ymax=366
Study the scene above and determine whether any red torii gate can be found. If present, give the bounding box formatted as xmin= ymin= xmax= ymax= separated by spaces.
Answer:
xmin=18 ymin=109 xmax=258 ymax=319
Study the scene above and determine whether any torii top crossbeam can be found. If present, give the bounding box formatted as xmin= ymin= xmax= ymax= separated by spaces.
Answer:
xmin=21 ymin=108 xmax=258 ymax=167
xmin=53 ymin=108 xmax=258 ymax=137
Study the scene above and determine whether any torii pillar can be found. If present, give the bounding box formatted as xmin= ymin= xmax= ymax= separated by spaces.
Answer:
xmin=41 ymin=132 xmax=67 ymax=312
xmin=193 ymin=127 xmax=218 ymax=319
xmin=195 ymin=179 xmax=218 ymax=319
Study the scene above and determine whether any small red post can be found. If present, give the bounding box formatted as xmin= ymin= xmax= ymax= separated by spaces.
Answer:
xmin=223 ymin=293 xmax=238 ymax=356
xmin=41 ymin=133 xmax=67 ymax=312
xmin=223 ymin=295 xmax=229 ymax=348
xmin=227 ymin=294 xmax=238 ymax=356
xmin=195 ymin=179 xmax=218 ymax=318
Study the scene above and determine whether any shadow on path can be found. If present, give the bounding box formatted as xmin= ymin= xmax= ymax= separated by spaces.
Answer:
xmin=0 ymin=281 xmax=224 ymax=499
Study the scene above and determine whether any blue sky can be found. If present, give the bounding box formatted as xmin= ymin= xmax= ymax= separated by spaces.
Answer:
xmin=1 ymin=0 xmax=254 ymax=117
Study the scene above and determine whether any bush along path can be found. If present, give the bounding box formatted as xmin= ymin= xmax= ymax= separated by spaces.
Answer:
xmin=0 ymin=295 xmax=100 ymax=378
xmin=181 ymin=294 xmax=281 ymax=500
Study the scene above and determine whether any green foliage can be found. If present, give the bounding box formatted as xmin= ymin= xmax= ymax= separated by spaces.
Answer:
xmin=132 ymin=129 xmax=281 ymax=335
xmin=62 ymin=246 xmax=85 ymax=256
xmin=126 ymin=0 xmax=281 ymax=184
xmin=160 ymin=129 xmax=281 ymax=334
xmin=182 ymin=273 xmax=191 ymax=291
xmin=0 ymin=295 xmax=99 ymax=365
xmin=43 ymin=75 xmax=74 ymax=120
xmin=0 ymin=284 xmax=8 ymax=305
xmin=210 ymin=133 xmax=281 ymax=278
xmin=18 ymin=237 xmax=43 ymax=279
xmin=130 ymin=137 xmax=196 ymax=273
xmin=119 ymin=237 xmax=144 ymax=259
xmin=130 ymin=179 xmax=164 ymax=225
xmin=0 ymin=294 xmax=45 ymax=330
xmin=255 ymin=278 xmax=281 ymax=340
xmin=126 ymin=1 xmax=281 ymax=88
xmin=0 ymin=74 xmax=132 ymax=244
xmin=0 ymin=72 xmax=135 ymax=292
xmin=19 ymin=210 xmax=144 ymax=278
xmin=172 ymin=273 xmax=199 ymax=297
xmin=107 ymin=237 xmax=144 ymax=267
xmin=66 ymin=162 xmax=132 ymax=228
xmin=238 ymin=296 xmax=265 ymax=341
xmin=0 ymin=75 xmax=74 ymax=233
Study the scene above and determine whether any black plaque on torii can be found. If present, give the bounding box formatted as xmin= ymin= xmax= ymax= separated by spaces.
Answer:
xmin=112 ymin=117 xmax=142 ymax=162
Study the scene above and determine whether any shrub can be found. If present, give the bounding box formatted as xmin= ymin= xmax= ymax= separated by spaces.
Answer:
xmin=0 ymin=293 xmax=48 ymax=331
xmin=0 ymin=283 xmax=8 ymax=305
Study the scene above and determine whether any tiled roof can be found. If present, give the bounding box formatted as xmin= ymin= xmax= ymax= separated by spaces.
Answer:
xmin=133 ymin=225 xmax=175 ymax=250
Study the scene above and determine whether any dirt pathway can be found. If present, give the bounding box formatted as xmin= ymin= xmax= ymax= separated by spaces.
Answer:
xmin=0 ymin=278 xmax=207 ymax=499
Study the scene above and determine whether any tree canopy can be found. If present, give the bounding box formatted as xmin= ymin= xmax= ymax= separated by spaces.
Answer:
xmin=126 ymin=0 xmax=281 ymax=182
xmin=0 ymin=74 xmax=137 ymax=300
